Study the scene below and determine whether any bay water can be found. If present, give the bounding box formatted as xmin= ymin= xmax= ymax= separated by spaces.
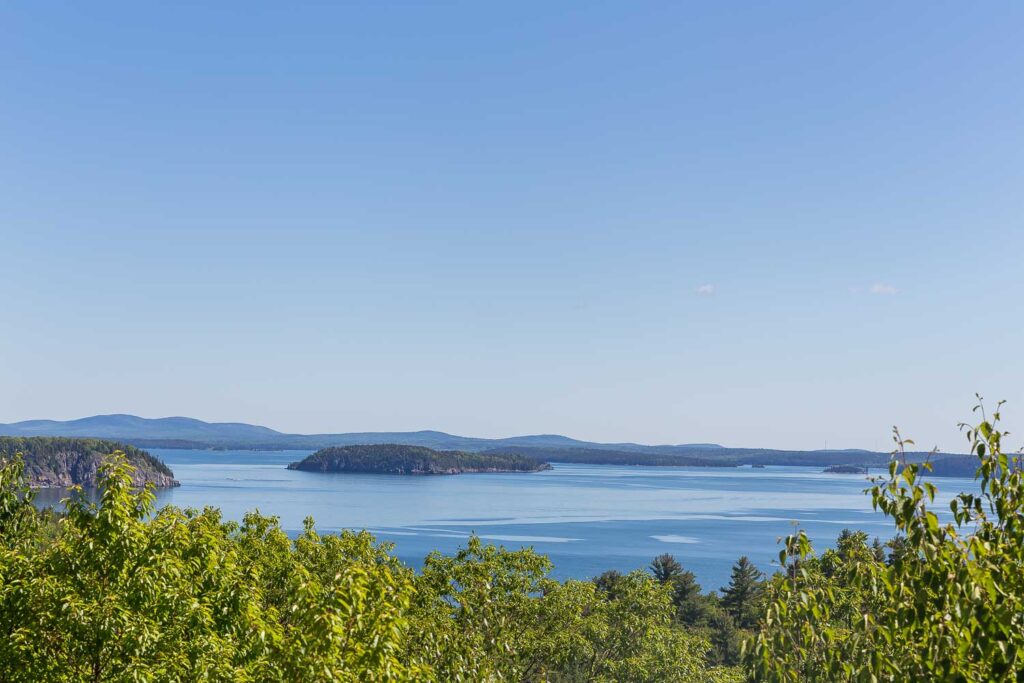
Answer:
xmin=36 ymin=448 xmax=975 ymax=592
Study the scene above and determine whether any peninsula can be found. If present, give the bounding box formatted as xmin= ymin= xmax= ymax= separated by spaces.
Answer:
xmin=287 ymin=444 xmax=551 ymax=475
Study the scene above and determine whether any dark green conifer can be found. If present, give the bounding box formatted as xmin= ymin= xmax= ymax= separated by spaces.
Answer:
xmin=649 ymin=553 xmax=683 ymax=583
xmin=720 ymin=556 xmax=763 ymax=629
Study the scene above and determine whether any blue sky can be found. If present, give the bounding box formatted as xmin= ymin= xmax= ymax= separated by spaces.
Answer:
xmin=2 ymin=3 xmax=1022 ymax=450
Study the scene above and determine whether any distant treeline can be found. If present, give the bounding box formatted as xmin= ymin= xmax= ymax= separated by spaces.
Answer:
xmin=128 ymin=438 xmax=217 ymax=450
xmin=127 ymin=438 xmax=977 ymax=476
xmin=483 ymin=445 xmax=880 ymax=468
xmin=104 ymin=438 xmax=982 ymax=478
xmin=483 ymin=447 xmax=736 ymax=468
xmin=484 ymin=445 xmax=977 ymax=474
xmin=127 ymin=438 xmax=320 ymax=451
xmin=916 ymin=456 xmax=980 ymax=478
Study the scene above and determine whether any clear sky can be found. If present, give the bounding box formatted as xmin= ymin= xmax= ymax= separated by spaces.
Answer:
xmin=2 ymin=3 xmax=1022 ymax=451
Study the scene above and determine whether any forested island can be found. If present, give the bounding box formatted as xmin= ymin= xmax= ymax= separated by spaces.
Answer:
xmin=0 ymin=436 xmax=177 ymax=488
xmin=288 ymin=444 xmax=552 ymax=475
xmin=823 ymin=464 xmax=869 ymax=474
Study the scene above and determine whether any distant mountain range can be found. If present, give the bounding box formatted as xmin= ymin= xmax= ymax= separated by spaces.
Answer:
xmin=0 ymin=414 xmax=726 ymax=453
xmin=0 ymin=413 xmax=972 ymax=472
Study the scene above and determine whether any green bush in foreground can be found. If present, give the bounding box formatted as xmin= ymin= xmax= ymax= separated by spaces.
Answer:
xmin=0 ymin=454 xmax=737 ymax=681
xmin=747 ymin=397 xmax=1024 ymax=681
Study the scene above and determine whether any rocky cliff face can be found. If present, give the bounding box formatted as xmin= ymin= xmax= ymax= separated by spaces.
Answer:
xmin=24 ymin=448 xmax=179 ymax=488
xmin=0 ymin=437 xmax=179 ymax=488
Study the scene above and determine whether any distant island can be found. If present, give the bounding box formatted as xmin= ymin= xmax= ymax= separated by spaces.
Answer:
xmin=288 ymin=444 xmax=552 ymax=475
xmin=823 ymin=464 xmax=869 ymax=474
xmin=0 ymin=436 xmax=178 ymax=488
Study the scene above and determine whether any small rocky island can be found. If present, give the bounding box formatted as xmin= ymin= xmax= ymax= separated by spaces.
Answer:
xmin=288 ymin=444 xmax=552 ymax=475
xmin=0 ymin=436 xmax=179 ymax=488
xmin=823 ymin=464 xmax=869 ymax=475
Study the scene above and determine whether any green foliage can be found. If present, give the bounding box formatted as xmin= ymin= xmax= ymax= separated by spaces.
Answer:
xmin=523 ymin=571 xmax=734 ymax=682
xmin=409 ymin=537 xmax=552 ymax=680
xmin=720 ymin=556 xmax=763 ymax=630
xmin=645 ymin=553 xmax=748 ymax=667
xmin=0 ymin=454 xmax=417 ymax=681
xmin=747 ymin=397 xmax=1024 ymax=681
xmin=408 ymin=540 xmax=740 ymax=681
xmin=0 ymin=451 xmax=737 ymax=681
xmin=650 ymin=552 xmax=684 ymax=583
xmin=289 ymin=444 xmax=550 ymax=474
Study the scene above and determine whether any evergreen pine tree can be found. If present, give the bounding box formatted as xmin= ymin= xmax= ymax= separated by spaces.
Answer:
xmin=720 ymin=555 xmax=763 ymax=629
xmin=649 ymin=553 xmax=683 ymax=583
xmin=670 ymin=569 xmax=709 ymax=625
xmin=871 ymin=536 xmax=886 ymax=562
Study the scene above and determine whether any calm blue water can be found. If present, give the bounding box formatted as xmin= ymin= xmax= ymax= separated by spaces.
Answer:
xmin=35 ymin=449 xmax=977 ymax=592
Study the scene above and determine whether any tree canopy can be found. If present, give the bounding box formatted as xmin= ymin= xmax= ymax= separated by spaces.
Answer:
xmin=0 ymin=452 xmax=737 ymax=682
xmin=747 ymin=398 xmax=1024 ymax=681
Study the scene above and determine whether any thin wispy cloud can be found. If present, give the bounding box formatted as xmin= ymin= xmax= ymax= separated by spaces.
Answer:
xmin=696 ymin=284 xmax=715 ymax=296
